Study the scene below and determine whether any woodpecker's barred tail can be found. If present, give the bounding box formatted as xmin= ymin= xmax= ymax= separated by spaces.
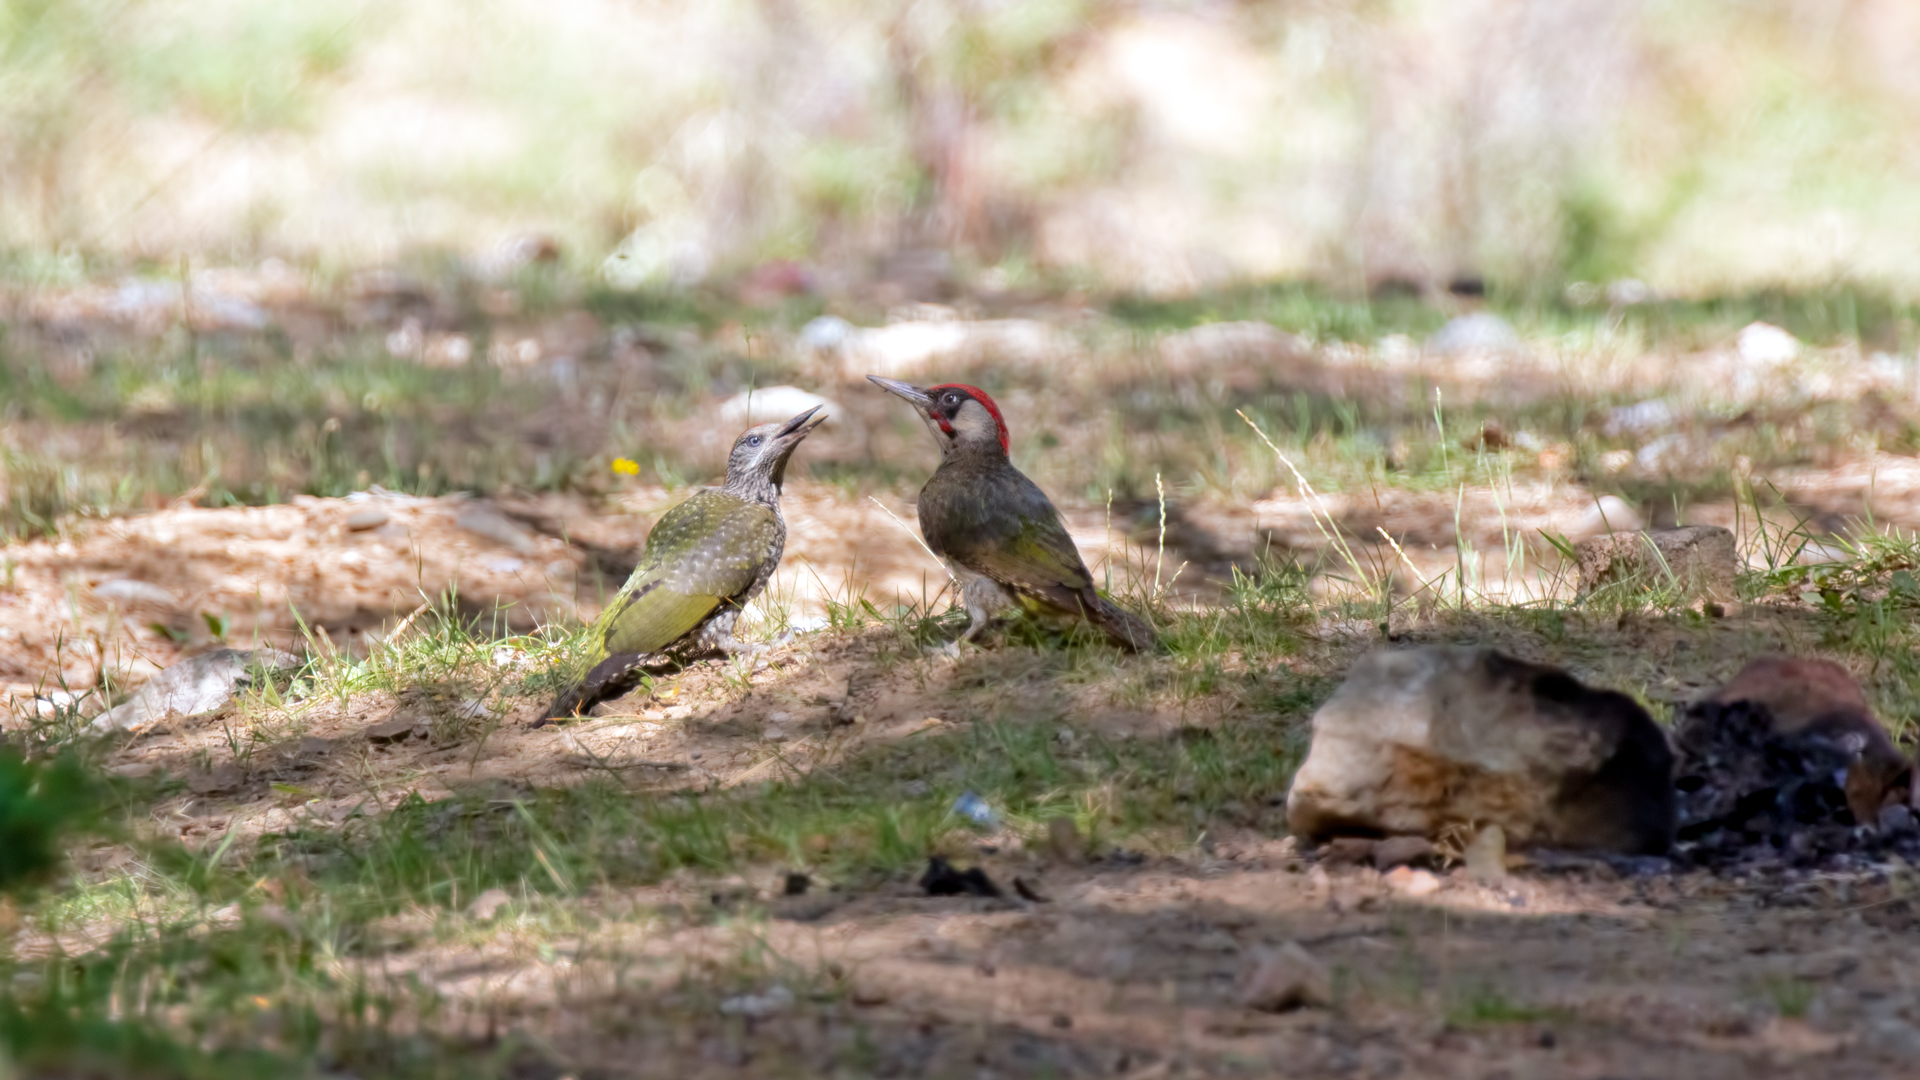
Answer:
xmin=1087 ymin=595 xmax=1159 ymax=652
xmin=539 ymin=652 xmax=646 ymax=725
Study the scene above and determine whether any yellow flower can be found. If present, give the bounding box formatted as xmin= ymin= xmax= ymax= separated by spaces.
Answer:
xmin=611 ymin=457 xmax=640 ymax=476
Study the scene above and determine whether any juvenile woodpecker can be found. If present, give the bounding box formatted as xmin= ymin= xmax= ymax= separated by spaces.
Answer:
xmin=541 ymin=406 xmax=826 ymax=721
xmin=867 ymin=376 xmax=1157 ymax=651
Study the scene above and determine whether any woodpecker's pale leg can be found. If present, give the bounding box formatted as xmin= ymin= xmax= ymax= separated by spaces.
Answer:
xmin=692 ymin=606 xmax=780 ymax=672
xmin=956 ymin=572 xmax=1014 ymax=643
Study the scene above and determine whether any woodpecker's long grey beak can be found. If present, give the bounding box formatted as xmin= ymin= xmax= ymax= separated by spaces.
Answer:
xmin=763 ymin=405 xmax=826 ymax=490
xmin=777 ymin=404 xmax=827 ymax=438
xmin=866 ymin=375 xmax=933 ymax=411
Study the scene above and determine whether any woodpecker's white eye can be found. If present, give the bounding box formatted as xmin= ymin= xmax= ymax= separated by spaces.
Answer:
xmin=943 ymin=393 xmax=959 ymax=406
xmin=747 ymin=435 xmax=764 ymax=447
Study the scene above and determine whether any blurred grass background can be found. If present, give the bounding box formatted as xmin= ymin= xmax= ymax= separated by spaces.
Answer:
xmin=5 ymin=0 xmax=1920 ymax=537
xmin=2 ymin=0 xmax=1917 ymax=296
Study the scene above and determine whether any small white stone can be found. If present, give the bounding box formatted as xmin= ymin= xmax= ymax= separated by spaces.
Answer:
xmin=93 ymin=579 xmax=178 ymax=607
xmin=467 ymin=888 xmax=513 ymax=920
xmin=1463 ymin=825 xmax=1508 ymax=882
xmin=1236 ymin=944 xmax=1331 ymax=1012
xmin=1737 ymin=321 xmax=1799 ymax=366
xmin=718 ymin=984 xmax=794 ymax=1017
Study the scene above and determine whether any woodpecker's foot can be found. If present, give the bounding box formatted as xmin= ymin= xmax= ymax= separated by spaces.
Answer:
xmin=695 ymin=639 xmax=778 ymax=675
xmin=536 ymin=685 xmax=593 ymax=728
xmin=946 ymin=612 xmax=1016 ymax=652
xmin=927 ymin=640 xmax=963 ymax=660
xmin=695 ymin=633 xmax=769 ymax=662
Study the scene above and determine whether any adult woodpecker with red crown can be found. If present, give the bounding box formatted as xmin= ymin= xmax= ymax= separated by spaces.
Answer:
xmin=867 ymin=376 xmax=1158 ymax=652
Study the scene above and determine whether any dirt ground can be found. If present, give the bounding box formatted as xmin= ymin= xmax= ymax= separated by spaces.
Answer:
xmin=56 ymin=644 xmax=1920 ymax=1079
xmin=456 ymin=849 xmax=1920 ymax=1079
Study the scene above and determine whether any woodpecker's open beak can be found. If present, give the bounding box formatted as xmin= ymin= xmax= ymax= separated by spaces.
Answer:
xmin=777 ymin=404 xmax=828 ymax=438
xmin=866 ymin=375 xmax=933 ymax=412
xmin=762 ymin=405 xmax=826 ymax=490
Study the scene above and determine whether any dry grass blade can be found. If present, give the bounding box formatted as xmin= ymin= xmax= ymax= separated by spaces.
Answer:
xmin=1237 ymin=409 xmax=1377 ymax=593
xmin=564 ymin=754 xmax=691 ymax=772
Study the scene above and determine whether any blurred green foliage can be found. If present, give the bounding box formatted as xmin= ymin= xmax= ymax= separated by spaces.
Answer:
xmin=0 ymin=748 xmax=103 ymax=894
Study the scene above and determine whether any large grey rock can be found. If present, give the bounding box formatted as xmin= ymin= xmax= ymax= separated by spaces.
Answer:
xmin=1575 ymin=525 xmax=1737 ymax=607
xmin=1286 ymin=646 xmax=1675 ymax=853
xmin=91 ymin=648 xmax=301 ymax=731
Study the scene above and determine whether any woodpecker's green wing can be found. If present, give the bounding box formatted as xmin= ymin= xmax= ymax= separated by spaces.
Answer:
xmin=586 ymin=489 xmax=780 ymax=662
xmin=968 ymin=513 xmax=1096 ymax=602
xmin=927 ymin=467 xmax=1095 ymax=605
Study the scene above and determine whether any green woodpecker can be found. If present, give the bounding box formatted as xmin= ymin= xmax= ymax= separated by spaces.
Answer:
xmin=867 ymin=376 xmax=1157 ymax=651
xmin=541 ymin=406 xmax=826 ymax=721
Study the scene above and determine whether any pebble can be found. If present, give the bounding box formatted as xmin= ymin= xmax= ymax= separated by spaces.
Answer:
xmin=1603 ymin=399 xmax=1675 ymax=436
xmin=1737 ymin=321 xmax=1800 ymax=366
xmin=92 ymin=648 xmax=300 ymax=731
xmin=1317 ymin=837 xmax=1377 ymax=868
xmin=365 ymin=715 xmax=422 ymax=743
xmin=1047 ymin=816 xmax=1087 ymax=864
xmin=1464 ymin=824 xmax=1509 ymax=882
xmin=799 ymin=315 xmax=853 ymax=351
xmin=718 ymin=984 xmax=795 ymax=1018
xmin=344 ymin=507 xmax=390 ymax=532
xmin=454 ymin=503 xmax=537 ymax=555
xmin=1426 ymin=313 xmax=1519 ymax=355
xmin=717 ymin=386 xmax=845 ymax=429
xmin=1371 ymin=836 xmax=1435 ymax=869
xmin=1236 ymin=943 xmax=1331 ymax=1012
xmin=93 ymin=579 xmax=179 ymax=607
xmin=1385 ymin=866 xmax=1443 ymax=896
xmin=466 ymin=888 xmax=513 ymax=921
xmin=1879 ymin=805 xmax=1916 ymax=836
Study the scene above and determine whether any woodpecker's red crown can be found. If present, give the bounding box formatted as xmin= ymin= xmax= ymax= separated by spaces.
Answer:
xmin=925 ymin=383 xmax=1009 ymax=453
